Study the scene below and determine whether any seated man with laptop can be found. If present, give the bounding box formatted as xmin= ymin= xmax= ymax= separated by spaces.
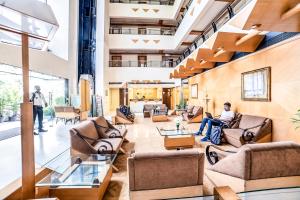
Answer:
xmin=195 ymin=102 xmax=234 ymax=142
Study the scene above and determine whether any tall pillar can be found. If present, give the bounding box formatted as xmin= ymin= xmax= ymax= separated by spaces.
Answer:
xmin=95 ymin=0 xmax=109 ymax=113
xmin=21 ymin=34 xmax=35 ymax=199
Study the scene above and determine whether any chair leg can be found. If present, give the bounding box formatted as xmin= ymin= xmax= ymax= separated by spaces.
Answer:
xmin=119 ymin=147 xmax=126 ymax=154
xmin=112 ymin=164 xmax=119 ymax=172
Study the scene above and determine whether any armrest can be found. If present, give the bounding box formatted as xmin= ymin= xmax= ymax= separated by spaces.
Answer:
xmin=240 ymin=122 xmax=266 ymax=142
xmin=205 ymin=145 xmax=237 ymax=165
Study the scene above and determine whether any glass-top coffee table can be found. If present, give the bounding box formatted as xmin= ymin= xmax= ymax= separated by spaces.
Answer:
xmin=157 ymin=126 xmax=195 ymax=149
xmin=36 ymin=150 xmax=116 ymax=200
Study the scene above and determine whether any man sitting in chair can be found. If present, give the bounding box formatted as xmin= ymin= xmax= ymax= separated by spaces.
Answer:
xmin=196 ymin=102 xmax=234 ymax=142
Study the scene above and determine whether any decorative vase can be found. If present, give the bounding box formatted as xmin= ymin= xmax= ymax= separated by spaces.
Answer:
xmin=176 ymin=123 xmax=180 ymax=130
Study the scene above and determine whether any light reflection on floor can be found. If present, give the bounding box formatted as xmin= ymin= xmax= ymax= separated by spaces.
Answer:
xmin=0 ymin=121 xmax=72 ymax=190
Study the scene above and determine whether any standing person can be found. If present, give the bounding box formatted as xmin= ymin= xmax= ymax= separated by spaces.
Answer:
xmin=31 ymin=85 xmax=48 ymax=135
xmin=196 ymin=102 xmax=234 ymax=142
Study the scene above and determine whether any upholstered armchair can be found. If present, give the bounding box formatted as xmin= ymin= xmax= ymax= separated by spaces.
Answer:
xmin=205 ymin=142 xmax=300 ymax=193
xmin=182 ymin=106 xmax=203 ymax=123
xmin=115 ymin=106 xmax=135 ymax=124
xmin=128 ymin=150 xmax=204 ymax=199
xmin=223 ymin=115 xmax=272 ymax=147
xmin=70 ymin=120 xmax=123 ymax=155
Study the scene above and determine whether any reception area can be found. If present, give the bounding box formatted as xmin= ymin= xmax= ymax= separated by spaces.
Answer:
xmin=0 ymin=0 xmax=300 ymax=200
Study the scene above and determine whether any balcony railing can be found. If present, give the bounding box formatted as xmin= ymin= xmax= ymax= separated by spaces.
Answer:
xmin=175 ymin=0 xmax=253 ymax=65
xmin=109 ymin=27 xmax=176 ymax=35
xmin=109 ymin=60 xmax=176 ymax=68
xmin=110 ymin=0 xmax=175 ymax=5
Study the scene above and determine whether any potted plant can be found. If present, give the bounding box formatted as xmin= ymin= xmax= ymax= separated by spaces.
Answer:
xmin=291 ymin=108 xmax=300 ymax=129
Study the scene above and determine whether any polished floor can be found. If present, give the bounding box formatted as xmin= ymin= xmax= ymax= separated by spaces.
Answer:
xmin=0 ymin=114 xmax=209 ymax=198
xmin=0 ymin=120 xmax=72 ymax=190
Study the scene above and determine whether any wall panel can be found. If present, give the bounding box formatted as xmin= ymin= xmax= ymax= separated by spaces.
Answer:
xmin=188 ymin=37 xmax=300 ymax=142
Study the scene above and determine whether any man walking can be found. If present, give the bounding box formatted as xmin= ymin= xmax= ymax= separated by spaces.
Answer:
xmin=31 ymin=85 xmax=48 ymax=135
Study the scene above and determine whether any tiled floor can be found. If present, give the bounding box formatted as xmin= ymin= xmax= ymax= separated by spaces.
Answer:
xmin=0 ymin=114 xmax=208 ymax=198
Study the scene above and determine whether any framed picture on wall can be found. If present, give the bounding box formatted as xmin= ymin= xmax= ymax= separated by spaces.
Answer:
xmin=191 ymin=84 xmax=198 ymax=99
xmin=241 ymin=67 xmax=271 ymax=101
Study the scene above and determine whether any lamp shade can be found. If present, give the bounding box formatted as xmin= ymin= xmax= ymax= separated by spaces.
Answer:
xmin=0 ymin=0 xmax=59 ymax=41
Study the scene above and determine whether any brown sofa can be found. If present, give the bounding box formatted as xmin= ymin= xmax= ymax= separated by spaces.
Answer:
xmin=70 ymin=118 xmax=127 ymax=155
xmin=205 ymin=142 xmax=300 ymax=193
xmin=115 ymin=108 xmax=135 ymax=124
xmin=128 ymin=150 xmax=204 ymax=200
xmin=182 ymin=105 xmax=203 ymax=123
xmin=223 ymin=115 xmax=272 ymax=147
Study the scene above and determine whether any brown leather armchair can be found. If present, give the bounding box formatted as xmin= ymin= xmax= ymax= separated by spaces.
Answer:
xmin=182 ymin=106 xmax=203 ymax=123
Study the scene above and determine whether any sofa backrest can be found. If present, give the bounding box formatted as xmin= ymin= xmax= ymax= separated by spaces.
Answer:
xmin=210 ymin=142 xmax=300 ymax=180
xmin=192 ymin=106 xmax=203 ymax=116
xmin=71 ymin=120 xmax=99 ymax=144
xmin=144 ymin=104 xmax=154 ymax=111
xmin=238 ymin=115 xmax=267 ymax=134
xmin=128 ymin=150 xmax=204 ymax=191
xmin=186 ymin=105 xmax=194 ymax=113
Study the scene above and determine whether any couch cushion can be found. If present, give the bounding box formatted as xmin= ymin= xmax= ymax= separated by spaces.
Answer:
xmin=192 ymin=106 xmax=201 ymax=116
xmin=73 ymin=121 xmax=99 ymax=143
xmin=93 ymin=138 xmax=122 ymax=154
xmin=144 ymin=104 xmax=154 ymax=112
xmin=186 ymin=105 xmax=194 ymax=113
xmin=223 ymin=129 xmax=244 ymax=148
xmin=106 ymin=127 xmax=127 ymax=138
xmin=239 ymin=115 xmax=266 ymax=134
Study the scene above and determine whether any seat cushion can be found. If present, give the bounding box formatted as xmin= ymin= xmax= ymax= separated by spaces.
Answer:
xmin=192 ymin=106 xmax=202 ymax=116
xmin=93 ymin=138 xmax=122 ymax=154
xmin=106 ymin=127 xmax=127 ymax=138
xmin=223 ymin=129 xmax=244 ymax=148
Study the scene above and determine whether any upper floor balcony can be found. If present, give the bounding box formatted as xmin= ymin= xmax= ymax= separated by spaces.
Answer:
xmin=110 ymin=0 xmax=176 ymax=5
xmin=109 ymin=26 xmax=176 ymax=35
xmin=109 ymin=60 xmax=176 ymax=68
xmin=109 ymin=0 xmax=184 ymax=20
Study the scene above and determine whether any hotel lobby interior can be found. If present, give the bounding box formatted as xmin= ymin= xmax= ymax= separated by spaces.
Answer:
xmin=0 ymin=0 xmax=300 ymax=199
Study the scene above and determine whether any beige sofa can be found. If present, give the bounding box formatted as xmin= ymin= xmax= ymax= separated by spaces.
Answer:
xmin=182 ymin=105 xmax=203 ymax=123
xmin=223 ymin=115 xmax=272 ymax=147
xmin=205 ymin=142 xmax=300 ymax=193
xmin=128 ymin=150 xmax=204 ymax=200
xmin=70 ymin=117 xmax=127 ymax=155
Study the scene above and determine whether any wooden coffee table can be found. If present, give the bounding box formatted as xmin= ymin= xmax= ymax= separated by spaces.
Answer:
xmin=157 ymin=127 xmax=195 ymax=149
xmin=36 ymin=153 xmax=116 ymax=200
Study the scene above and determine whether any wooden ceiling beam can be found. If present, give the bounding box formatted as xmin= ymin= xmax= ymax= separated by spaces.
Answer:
xmin=235 ymin=25 xmax=261 ymax=46
xmin=281 ymin=3 xmax=300 ymax=20
xmin=214 ymin=0 xmax=235 ymax=2
xmin=181 ymin=42 xmax=193 ymax=46
xmin=189 ymin=30 xmax=204 ymax=35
